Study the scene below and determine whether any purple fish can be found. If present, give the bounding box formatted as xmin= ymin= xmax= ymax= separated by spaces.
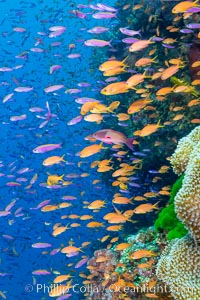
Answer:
xmin=180 ymin=28 xmax=193 ymax=33
xmin=77 ymin=82 xmax=91 ymax=87
xmin=44 ymin=84 xmax=64 ymax=93
xmin=120 ymin=27 xmax=141 ymax=36
xmin=0 ymin=211 xmax=11 ymax=217
xmin=6 ymin=182 xmax=21 ymax=187
xmin=122 ymin=38 xmax=139 ymax=44
xmin=75 ymin=257 xmax=89 ymax=268
xmin=14 ymin=86 xmax=33 ymax=92
xmin=92 ymin=12 xmax=116 ymax=19
xmin=49 ymin=26 xmax=66 ymax=31
xmin=84 ymin=39 xmax=111 ymax=47
xmin=32 ymin=242 xmax=52 ymax=248
xmin=151 ymin=37 xmax=164 ymax=42
xmin=67 ymin=53 xmax=81 ymax=59
xmin=162 ymin=44 xmax=175 ymax=49
xmin=33 ymin=144 xmax=62 ymax=153
xmin=186 ymin=23 xmax=200 ymax=29
xmin=186 ymin=7 xmax=200 ymax=12
xmin=87 ymin=26 xmax=109 ymax=34
xmin=5 ymin=200 xmax=17 ymax=211
xmin=96 ymin=3 xmax=117 ymax=12
xmin=50 ymin=248 xmax=60 ymax=256
xmin=128 ymin=182 xmax=141 ymax=187
xmin=10 ymin=114 xmax=27 ymax=121
xmin=49 ymin=65 xmax=62 ymax=74
xmin=74 ymin=10 xmax=87 ymax=18
xmin=30 ymin=199 xmax=51 ymax=210
xmin=57 ymin=295 xmax=72 ymax=300
xmin=29 ymin=107 xmax=45 ymax=112
xmin=0 ymin=67 xmax=13 ymax=72
xmin=32 ymin=270 xmax=51 ymax=275
xmin=61 ymin=196 xmax=77 ymax=200
xmin=105 ymin=77 xmax=118 ymax=82
xmin=49 ymin=30 xmax=65 ymax=38
xmin=2 ymin=93 xmax=14 ymax=103
xmin=65 ymin=88 xmax=82 ymax=94
xmin=67 ymin=115 xmax=83 ymax=125
xmin=17 ymin=167 xmax=30 ymax=174
xmin=75 ymin=97 xmax=99 ymax=104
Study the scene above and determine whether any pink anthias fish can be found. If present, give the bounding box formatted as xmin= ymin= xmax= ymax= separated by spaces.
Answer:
xmin=75 ymin=257 xmax=89 ymax=268
xmin=10 ymin=114 xmax=27 ymax=121
xmin=30 ymin=199 xmax=51 ymax=210
xmin=49 ymin=26 xmax=66 ymax=31
xmin=32 ymin=270 xmax=51 ymax=275
xmin=119 ymin=27 xmax=141 ymax=36
xmin=92 ymin=12 xmax=117 ymax=19
xmin=67 ymin=53 xmax=81 ymax=59
xmin=84 ymin=39 xmax=112 ymax=47
xmin=87 ymin=26 xmax=109 ymax=34
xmin=49 ymin=64 xmax=62 ymax=74
xmin=71 ymin=10 xmax=87 ymax=18
xmin=2 ymin=93 xmax=14 ymax=104
xmin=32 ymin=242 xmax=52 ymax=248
xmin=32 ymin=143 xmax=62 ymax=153
xmin=67 ymin=115 xmax=83 ymax=125
xmin=14 ymin=86 xmax=33 ymax=92
xmin=44 ymin=84 xmax=64 ymax=93
xmin=92 ymin=129 xmax=135 ymax=150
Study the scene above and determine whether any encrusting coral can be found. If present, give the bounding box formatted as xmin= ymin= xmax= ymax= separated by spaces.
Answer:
xmin=156 ymin=126 xmax=200 ymax=300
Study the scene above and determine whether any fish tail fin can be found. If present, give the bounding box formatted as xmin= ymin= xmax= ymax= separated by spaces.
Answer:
xmin=126 ymin=138 xmax=135 ymax=150
xmin=153 ymin=201 xmax=160 ymax=209
xmin=122 ymin=56 xmax=129 ymax=67
xmin=61 ymin=154 xmax=66 ymax=162
xmin=60 ymin=174 xmax=65 ymax=181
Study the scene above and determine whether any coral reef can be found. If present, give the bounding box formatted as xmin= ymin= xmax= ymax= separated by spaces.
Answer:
xmin=156 ymin=235 xmax=200 ymax=299
xmin=155 ymin=175 xmax=187 ymax=240
xmin=156 ymin=126 xmax=200 ymax=300
xmin=170 ymin=125 xmax=200 ymax=241
xmin=86 ymin=228 xmax=172 ymax=300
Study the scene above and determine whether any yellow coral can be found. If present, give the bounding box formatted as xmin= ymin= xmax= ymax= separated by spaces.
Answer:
xmin=156 ymin=235 xmax=200 ymax=300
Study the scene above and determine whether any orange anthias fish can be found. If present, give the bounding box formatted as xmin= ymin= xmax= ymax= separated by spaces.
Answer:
xmin=129 ymin=39 xmax=153 ymax=52
xmin=130 ymin=249 xmax=157 ymax=259
xmin=133 ymin=202 xmax=160 ymax=214
xmin=139 ymin=122 xmax=163 ymax=137
xmin=172 ymin=1 xmax=199 ymax=13
xmin=128 ymin=99 xmax=152 ymax=114
xmin=79 ymin=143 xmax=104 ymax=158
xmin=99 ymin=58 xmax=128 ymax=71
xmin=43 ymin=155 xmax=66 ymax=166
xmin=100 ymin=82 xmax=129 ymax=95
xmin=47 ymin=174 xmax=64 ymax=186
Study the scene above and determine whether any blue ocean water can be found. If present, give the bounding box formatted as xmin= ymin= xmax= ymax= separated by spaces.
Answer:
xmin=0 ymin=0 xmax=118 ymax=299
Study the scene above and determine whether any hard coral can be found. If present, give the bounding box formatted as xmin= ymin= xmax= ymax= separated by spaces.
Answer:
xmin=156 ymin=235 xmax=200 ymax=300
xmin=156 ymin=126 xmax=200 ymax=300
xmin=170 ymin=125 xmax=200 ymax=241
